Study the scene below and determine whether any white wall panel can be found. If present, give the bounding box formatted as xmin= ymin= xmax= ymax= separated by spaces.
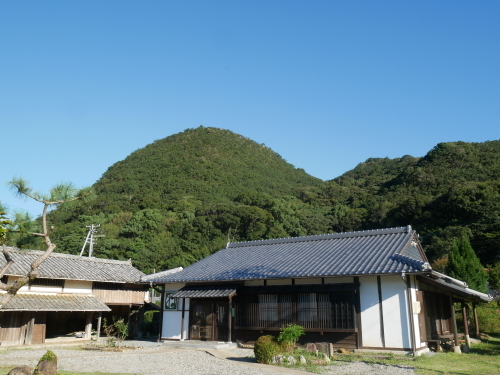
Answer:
xmin=380 ymin=275 xmax=410 ymax=349
xmin=360 ymin=276 xmax=383 ymax=347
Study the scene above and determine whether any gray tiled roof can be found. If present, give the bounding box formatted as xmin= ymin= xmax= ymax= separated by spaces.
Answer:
xmin=1 ymin=248 xmax=145 ymax=283
xmin=146 ymin=226 xmax=428 ymax=283
xmin=172 ymin=285 xmax=239 ymax=298
xmin=0 ymin=293 xmax=111 ymax=311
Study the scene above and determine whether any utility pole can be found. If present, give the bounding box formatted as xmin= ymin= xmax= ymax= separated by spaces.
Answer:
xmin=80 ymin=224 xmax=104 ymax=257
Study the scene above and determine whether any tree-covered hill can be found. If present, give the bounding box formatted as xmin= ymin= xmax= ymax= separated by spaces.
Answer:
xmin=44 ymin=127 xmax=330 ymax=272
xmin=323 ymin=141 xmax=500 ymax=265
xmin=9 ymin=129 xmax=500 ymax=274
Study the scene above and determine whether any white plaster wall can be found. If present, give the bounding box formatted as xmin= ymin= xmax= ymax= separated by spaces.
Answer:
xmin=162 ymin=311 xmax=183 ymax=340
xmin=380 ymin=275 xmax=411 ymax=349
xmin=64 ymin=279 xmax=92 ymax=294
xmin=162 ymin=284 xmax=188 ymax=340
xmin=267 ymin=279 xmax=292 ymax=285
xmin=324 ymin=277 xmax=354 ymax=284
xmin=359 ymin=276 xmax=384 ymax=347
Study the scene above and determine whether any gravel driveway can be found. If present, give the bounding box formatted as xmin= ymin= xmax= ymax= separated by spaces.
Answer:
xmin=0 ymin=346 xmax=416 ymax=375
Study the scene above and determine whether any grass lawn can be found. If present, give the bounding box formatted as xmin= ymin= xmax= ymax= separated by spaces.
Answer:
xmin=411 ymin=334 xmax=500 ymax=375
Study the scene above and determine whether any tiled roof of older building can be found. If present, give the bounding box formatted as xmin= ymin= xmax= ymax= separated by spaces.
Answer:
xmin=1 ymin=248 xmax=145 ymax=283
xmin=144 ymin=226 xmax=429 ymax=283
xmin=0 ymin=293 xmax=111 ymax=311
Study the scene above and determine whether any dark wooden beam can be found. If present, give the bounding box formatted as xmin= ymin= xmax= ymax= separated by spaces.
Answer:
xmin=377 ymin=276 xmax=386 ymax=348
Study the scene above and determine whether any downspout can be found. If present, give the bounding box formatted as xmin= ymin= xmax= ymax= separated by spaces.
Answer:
xmin=181 ymin=298 xmax=186 ymax=341
xmin=406 ymin=275 xmax=417 ymax=356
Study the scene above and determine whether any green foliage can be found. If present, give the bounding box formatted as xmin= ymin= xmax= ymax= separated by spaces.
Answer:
xmin=476 ymin=302 xmax=500 ymax=334
xmin=39 ymin=350 xmax=57 ymax=362
xmin=113 ymin=319 xmax=129 ymax=341
xmin=446 ymin=235 xmax=488 ymax=293
xmin=141 ymin=310 xmax=159 ymax=333
xmin=28 ymin=130 xmax=500 ymax=277
xmin=488 ymin=262 xmax=500 ymax=291
xmin=277 ymin=324 xmax=305 ymax=351
xmin=254 ymin=335 xmax=281 ymax=364
xmin=0 ymin=210 xmax=11 ymax=243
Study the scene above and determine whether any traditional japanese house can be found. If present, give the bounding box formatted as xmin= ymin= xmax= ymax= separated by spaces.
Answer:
xmin=143 ymin=226 xmax=491 ymax=354
xmin=0 ymin=248 xmax=147 ymax=346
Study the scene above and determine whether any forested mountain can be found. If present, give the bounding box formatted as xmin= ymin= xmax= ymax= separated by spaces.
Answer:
xmin=10 ymin=127 xmax=500 ymax=273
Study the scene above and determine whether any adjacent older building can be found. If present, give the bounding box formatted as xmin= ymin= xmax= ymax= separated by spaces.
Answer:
xmin=143 ymin=226 xmax=491 ymax=354
xmin=0 ymin=248 xmax=146 ymax=346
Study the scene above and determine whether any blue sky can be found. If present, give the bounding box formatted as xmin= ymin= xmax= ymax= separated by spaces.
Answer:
xmin=1 ymin=1 xmax=499 ymax=218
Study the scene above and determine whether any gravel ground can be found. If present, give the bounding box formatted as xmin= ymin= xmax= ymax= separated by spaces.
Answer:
xmin=0 ymin=346 xmax=417 ymax=375
xmin=0 ymin=347 xmax=285 ymax=375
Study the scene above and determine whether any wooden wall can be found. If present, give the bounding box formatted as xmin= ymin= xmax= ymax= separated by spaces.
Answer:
xmin=93 ymin=289 xmax=145 ymax=304
xmin=0 ymin=312 xmax=35 ymax=346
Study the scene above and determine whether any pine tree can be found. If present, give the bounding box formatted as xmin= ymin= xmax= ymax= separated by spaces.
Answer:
xmin=446 ymin=235 xmax=488 ymax=293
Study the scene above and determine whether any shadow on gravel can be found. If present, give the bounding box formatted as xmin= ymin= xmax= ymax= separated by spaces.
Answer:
xmin=224 ymin=357 xmax=256 ymax=363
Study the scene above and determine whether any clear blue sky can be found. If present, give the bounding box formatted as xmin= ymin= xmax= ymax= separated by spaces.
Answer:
xmin=1 ymin=1 xmax=499 ymax=218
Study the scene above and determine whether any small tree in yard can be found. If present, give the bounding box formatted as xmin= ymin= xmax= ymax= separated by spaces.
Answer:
xmin=0 ymin=178 xmax=91 ymax=309
xmin=446 ymin=235 xmax=488 ymax=293
xmin=277 ymin=324 xmax=305 ymax=352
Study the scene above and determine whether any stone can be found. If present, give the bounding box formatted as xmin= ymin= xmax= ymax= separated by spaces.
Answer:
xmin=272 ymin=355 xmax=284 ymax=364
xmin=286 ymin=356 xmax=296 ymax=365
xmin=8 ymin=366 xmax=33 ymax=375
xmin=299 ymin=355 xmax=307 ymax=365
xmin=315 ymin=342 xmax=329 ymax=355
xmin=328 ymin=343 xmax=334 ymax=357
xmin=338 ymin=348 xmax=347 ymax=354
xmin=323 ymin=353 xmax=331 ymax=363
xmin=34 ymin=351 xmax=57 ymax=375
xmin=310 ymin=359 xmax=327 ymax=365
xmin=305 ymin=343 xmax=317 ymax=352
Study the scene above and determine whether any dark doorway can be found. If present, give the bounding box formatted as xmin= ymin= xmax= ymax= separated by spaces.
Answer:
xmin=189 ymin=299 xmax=229 ymax=341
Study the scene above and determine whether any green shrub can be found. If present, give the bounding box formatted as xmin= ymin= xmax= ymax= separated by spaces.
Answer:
xmin=477 ymin=302 xmax=500 ymax=334
xmin=254 ymin=335 xmax=281 ymax=364
xmin=277 ymin=324 xmax=305 ymax=352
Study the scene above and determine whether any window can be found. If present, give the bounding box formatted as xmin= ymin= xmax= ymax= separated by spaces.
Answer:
xmin=236 ymin=291 xmax=356 ymax=330
xmin=30 ymin=278 xmax=64 ymax=287
xmin=93 ymin=282 xmax=122 ymax=290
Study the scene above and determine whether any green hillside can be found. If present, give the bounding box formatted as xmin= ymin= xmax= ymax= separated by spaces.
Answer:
xmin=9 ymin=129 xmax=500 ymax=274
xmin=323 ymin=141 xmax=500 ymax=264
xmin=45 ymin=127 xmax=329 ymax=273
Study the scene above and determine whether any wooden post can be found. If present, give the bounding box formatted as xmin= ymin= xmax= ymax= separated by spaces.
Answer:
xmin=96 ymin=312 xmax=102 ymax=339
xmin=449 ymin=295 xmax=461 ymax=353
xmin=158 ymin=285 xmax=165 ymax=342
xmin=473 ymin=303 xmax=480 ymax=338
xmin=85 ymin=312 xmax=93 ymax=339
xmin=228 ymin=296 xmax=232 ymax=343
xmin=462 ymin=303 xmax=471 ymax=348
xmin=181 ymin=297 xmax=186 ymax=341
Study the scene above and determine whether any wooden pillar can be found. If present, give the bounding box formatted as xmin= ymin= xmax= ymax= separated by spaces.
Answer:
xmin=96 ymin=312 xmax=102 ymax=339
xmin=473 ymin=303 xmax=480 ymax=338
xmin=85 ymin=312 xmax=93 ymax=339
xmin=181 ymin=297 xmax=186 ymax=341
xmin=158 ymin=285 xmax=165 ymax=342
xmin=462 ymin=303 xmax=471 ymax=347
xmin=449 ymin=295 xmax=461 ymax=353
xmin=228 ymin=296 xmax=232 ymax=343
